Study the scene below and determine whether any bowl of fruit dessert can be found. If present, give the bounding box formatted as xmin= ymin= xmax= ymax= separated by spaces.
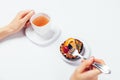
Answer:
xmin=60 ymin=38 xmax=90 ymax=65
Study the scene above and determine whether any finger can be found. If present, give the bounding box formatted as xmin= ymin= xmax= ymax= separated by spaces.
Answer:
xmin=17 ymin=10 xmax=31 ymax=19
xmin=94 ymin=58 xmax=105 ymax=65
xmin=25 ymin=21 xmax=31 ymax=27
xmin=86 ymin=68 xmax=101 ymax=76
xmin=81 ymin=59 xmax=85 ymax=63
xmin=22 ymin=10 xmax=34 ymax=22
xmin=77 ymin=57 xmax=94 ymax=72
xmin=92 ymin=58 xmax=105 ymax=74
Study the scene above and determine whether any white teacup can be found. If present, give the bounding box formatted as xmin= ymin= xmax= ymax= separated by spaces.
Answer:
xmin=30 ymin=13 xmax=54 ymax=39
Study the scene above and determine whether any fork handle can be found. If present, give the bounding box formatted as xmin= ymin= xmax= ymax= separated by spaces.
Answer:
xmin=92 ymin=62 xmax=111 ymax=74
xmin=77 ymin=54 xmax=111 ymax=74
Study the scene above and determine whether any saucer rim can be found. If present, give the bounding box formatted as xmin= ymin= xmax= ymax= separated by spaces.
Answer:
xmin=25 ymin=25 xmax=61 ymax=46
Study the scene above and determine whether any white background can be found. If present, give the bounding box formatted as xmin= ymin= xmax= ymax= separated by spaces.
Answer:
xmin=0 ymin=0 xmax=120 ymax=80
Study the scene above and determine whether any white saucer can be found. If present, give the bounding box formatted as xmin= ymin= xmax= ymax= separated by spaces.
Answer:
xmin=25 ymin=26 xmax=61 ymax=46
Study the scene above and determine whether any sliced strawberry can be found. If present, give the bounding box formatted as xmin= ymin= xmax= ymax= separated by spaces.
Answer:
xmin=63 ymin=46 xmax=69 ymax=53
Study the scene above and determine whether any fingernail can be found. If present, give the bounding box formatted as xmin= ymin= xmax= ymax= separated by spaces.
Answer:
xmin=91 ymin=56 xmax=94 ymax=58
xmin=30 ymin=10 xmax=34 ymax=13
xmin=30 ymin=11 xmax=34 ymax=13
xmin=81 ymin=60 xmax=85 ymax=62
xmin=90 ymin=56 xmax=94 ymax=60
xmin=30 ymin=10 xmax=34 ymax=11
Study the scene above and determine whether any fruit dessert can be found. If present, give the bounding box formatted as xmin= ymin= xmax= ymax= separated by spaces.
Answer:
xmin=60 ymin=38 xmax=84 ymax=60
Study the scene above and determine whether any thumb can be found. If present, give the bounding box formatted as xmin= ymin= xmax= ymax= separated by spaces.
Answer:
xmin=77 ymin=57 xmax=94 ymax=73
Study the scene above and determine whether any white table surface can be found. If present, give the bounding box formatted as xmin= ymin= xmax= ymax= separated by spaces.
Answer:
xmin=0 ymin=0 xmax=120 ymax=80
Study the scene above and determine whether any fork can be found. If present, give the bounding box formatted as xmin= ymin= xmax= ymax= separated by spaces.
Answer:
xmin=72 ymin=50 xmax=111 ymax=74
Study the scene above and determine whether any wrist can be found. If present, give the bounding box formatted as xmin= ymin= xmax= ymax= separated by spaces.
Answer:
xmin=4 ymin=25 xmax=14 ymax=35
xmin=0 ymin=25 xmax=14 ymax=40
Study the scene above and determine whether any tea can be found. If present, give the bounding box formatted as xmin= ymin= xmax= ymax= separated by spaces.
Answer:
xmin=30 ymin=13 xmax=53 ymax=39
xmin=32 ymin=16 xmax=49 ymax=27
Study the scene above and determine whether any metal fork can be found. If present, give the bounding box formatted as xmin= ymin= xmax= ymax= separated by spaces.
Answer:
xmin=72 ymin=50 xmax=111 ymax=74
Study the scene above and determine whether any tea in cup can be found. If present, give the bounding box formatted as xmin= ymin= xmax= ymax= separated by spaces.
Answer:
xmin=30 ymin=13 xmax=54 ymax=39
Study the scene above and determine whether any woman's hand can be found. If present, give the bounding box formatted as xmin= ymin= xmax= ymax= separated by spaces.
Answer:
xmin=7 ymin=10 xmax=34 ymax=34
xmin=70 ymin=57 xmax=105 ymax=80
xmin=0 ymin=10 xmax=34 ymax=40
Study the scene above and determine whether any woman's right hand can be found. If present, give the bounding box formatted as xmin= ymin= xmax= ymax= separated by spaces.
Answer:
xmin=70 ymin=57 xmax=105 ymax=80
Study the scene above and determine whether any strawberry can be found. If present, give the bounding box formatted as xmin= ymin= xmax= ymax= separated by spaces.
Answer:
xmin=63 ymin=46 xmax=69 ymax=53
